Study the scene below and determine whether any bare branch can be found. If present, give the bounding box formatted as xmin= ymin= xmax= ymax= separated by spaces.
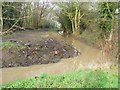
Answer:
xmin=4 ymin=19 xmax=20 ymax=33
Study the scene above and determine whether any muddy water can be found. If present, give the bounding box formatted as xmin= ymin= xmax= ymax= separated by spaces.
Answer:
xmin=1 ymin=32 xmax=112 ymax=83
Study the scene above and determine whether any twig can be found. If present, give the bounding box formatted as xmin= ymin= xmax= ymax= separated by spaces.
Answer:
xmin=14 ymin=25 xmax=25 ymax=30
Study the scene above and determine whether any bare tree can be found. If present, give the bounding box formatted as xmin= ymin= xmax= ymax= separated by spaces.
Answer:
xmin=32 ymin=1 xmax=50 ymax=28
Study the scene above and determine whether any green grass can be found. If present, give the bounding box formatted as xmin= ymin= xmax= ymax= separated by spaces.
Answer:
xmin=0 ymin=42 xmax=16 ymax=47
xmin=1 ymin=69 xmax=118 ymax=88
xmin=0 ymin=42 xmax=26 ymax=49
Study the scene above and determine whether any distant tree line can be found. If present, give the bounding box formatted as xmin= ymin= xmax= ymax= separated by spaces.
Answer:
xmin=2 ymin=1 xmax=118 ymax=38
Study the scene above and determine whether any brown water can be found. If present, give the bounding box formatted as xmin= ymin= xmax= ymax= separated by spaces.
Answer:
xmin=1 ymin=32 xmax=112 ymax=83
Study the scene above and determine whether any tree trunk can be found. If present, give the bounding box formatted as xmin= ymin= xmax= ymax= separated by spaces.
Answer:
xmin=71 ymin=19 xmax=75 ymax=34
xmin=74 ymin=7 xmax=80 ymax=35
xmin=77 ymin=9 xmax=81 ymax=34
xmin=0 ymin=2 xmax=3 ymax=32
xmin=74 ymin=7 xmax=78 ymax=34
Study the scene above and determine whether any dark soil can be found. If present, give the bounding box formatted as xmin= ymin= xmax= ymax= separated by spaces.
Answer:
xmin=2 ymin=34 xmax=79 ymax=68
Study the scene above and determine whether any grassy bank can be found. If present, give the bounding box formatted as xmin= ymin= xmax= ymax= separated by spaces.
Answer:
xmin=1 ymin=69 xmax=118 ymax=88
